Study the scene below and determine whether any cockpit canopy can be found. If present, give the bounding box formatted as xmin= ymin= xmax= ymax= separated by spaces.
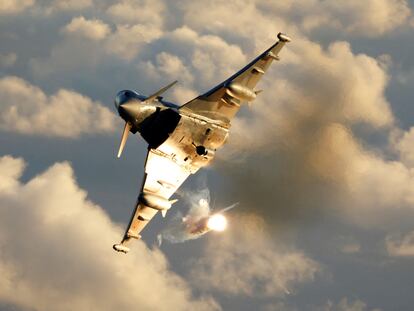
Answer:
xmin=114 ymin=90 xmax=144 ymax=109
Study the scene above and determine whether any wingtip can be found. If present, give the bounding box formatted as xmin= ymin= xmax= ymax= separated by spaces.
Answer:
xmin=113 ymin=243 xmax=130 ymax=254
xmin=277 ymin=32 xmax=292 ymax=42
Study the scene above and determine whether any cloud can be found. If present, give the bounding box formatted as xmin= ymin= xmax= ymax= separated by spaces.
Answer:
xmin=23 ymin=0 xmax=409 ymax=232
xmin=48 ymin=0 xmax=93 ymax=12
xmin=180 ymin=0 xmax=412 ymax=46
xmin=0 ymin=155 xmax=219 ymax=311
xmin=0 ymin=156 xmax=25 ymax=192
xmin=153 ymin=52 xmax=193 ymax=84
xmin=135 ymin=26 xmax=246 ymax=91
xmin=0 ymin=76 xmax=117 ymax=138
xmin=290 ymin=40 xmax=393 ymax=128
xmin=31 ymin=22 xmax=164 ymax=77
xmin=180 ymin=0 xmax=290 ymax=47
xmin=190 ymin=214 xmax=319 ymax=297
xmin=395 ymin=127 xmax=414 ymax=168
xmin=2 ymin=0 xmax=414 ymax=307
xmin=169 ymin=86 xmax=198 ymax=104
xmin=62 ymin=16 xmax=111 ymax=41
xmin=213 ymin=35 xmax=414 ymax=228
xmin=227 ymin=39 xmax=393 ymax=154
xmin=0 ymin=0 xmax=34 ymax=15
xmin=106 ymin=0 xmax=165 ymax=28
xmin=386 ymin=231 xmax=414 ymax=257
xmin=319 ymin=298 xmax=381 ymax=311
xmin=310 ymin=124 xmax=414 ymax=215
xmin=223 ymin=120 xmax=414 ymax=228
xmin=317 ymin=0 xmax=412 ymax=36
xmin=260 ymin=0 xmax=412 ymax=37
xmin=105 ymin=24 xmax=163 ymax=60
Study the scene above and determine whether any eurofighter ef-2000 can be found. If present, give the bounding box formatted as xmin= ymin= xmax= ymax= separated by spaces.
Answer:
xmin=112 ymin=32 xmax=291 ymax=253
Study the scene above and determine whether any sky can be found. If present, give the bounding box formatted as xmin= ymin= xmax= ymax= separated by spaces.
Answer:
xmin=1 ymin=0 xmax=414 ymax=310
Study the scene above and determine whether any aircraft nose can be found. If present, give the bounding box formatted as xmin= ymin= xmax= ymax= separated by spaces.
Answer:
xmin=114 ymin=91 xmax=125 ymax=110
xmin=118 ymin=102 xmax=140 ymax=120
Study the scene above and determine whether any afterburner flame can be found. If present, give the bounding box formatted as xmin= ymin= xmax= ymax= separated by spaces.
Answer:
xmin=207 ymin=214 xmax=227 ymax=231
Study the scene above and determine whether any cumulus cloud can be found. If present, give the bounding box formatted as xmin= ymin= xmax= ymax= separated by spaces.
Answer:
xmin=229 ymin=39 xmax=393 ymax=152
xmin=62 ymin=16 xmax=111 ymax=41
xmin=0 ymin=155 xmax=219 ymax=311
xmin=386 ymin=231 xmax=414 ymax=257
xmin=105 ymin=24 xmax=163 ymax=60
xmin=190 ymin=214 xmax=319 ymax=297
xmin=153 ymin=52 xmax=193 ymax=84
xmin=48 ymin=0 xmax=93 ymax=12
xmin=310 ymin=124 xmax=414 ymax=216
xmin=180 ymin=0 xmax=290 ymax=49
xmin=106 ymin=0 xmax=165 ymax=28
xmin=0 ymin=0 xmax=34 ymax=15
xmin=318 ymin=0 xmax=412 ymax=36
xmin=31 ymin=8 xmax=164 ymax=74
xmin=395 ymin=127 xmax=414 ymax=168
xmin=259 ymin=0 xmax=412 ymax=37
xmin=225 ymin=39 xmax=393 ymax=159
xmin=180 ymin=0 xmax=412 ymax=48
xmin=135 ymin=26 xmax=246 ymax=91
xmin=0 ymin=76 xmax=116 ymax=138
xmin=169 ymin=86 xmax=198 ymax=104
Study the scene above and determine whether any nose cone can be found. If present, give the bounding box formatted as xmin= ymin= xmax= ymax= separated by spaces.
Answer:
xmin=118 ymin=102 xmax=140 ymax=120
xmin=114 ymin=90 xmax=143 ymax=122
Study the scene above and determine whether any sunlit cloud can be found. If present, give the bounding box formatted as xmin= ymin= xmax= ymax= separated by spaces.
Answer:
xmin=0 ymin=76 xmax=117 ymax=138
xmin=386 ymin=231 xmax=414 ymax=257
xmin=0 ymin=0 xmax=34 ymax=15
xmin=0 ymin=155 xmax=219 ymax=311
xmin=62 ymin=16 xmax=111 ymax=41
xmin=190 ymin=214 xmax=319 ymax=297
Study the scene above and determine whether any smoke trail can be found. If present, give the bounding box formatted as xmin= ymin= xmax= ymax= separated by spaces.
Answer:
xmin=158 ymin=187 xmax=212 ymax=244
xmin=212 ymin=39 xmax=400 ymax=230
xmin=158 ymin=187 xmax=237 ymax=245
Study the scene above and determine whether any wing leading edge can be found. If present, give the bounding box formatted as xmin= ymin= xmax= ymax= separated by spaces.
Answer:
xmin=179 ymin=32 xmax=291 ymax=125
xmin=113 ymin=149 xmax=192 ymax=253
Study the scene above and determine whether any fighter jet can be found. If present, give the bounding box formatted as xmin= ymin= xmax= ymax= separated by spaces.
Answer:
xmin=113 ymin=33 xmax=291 ymax=253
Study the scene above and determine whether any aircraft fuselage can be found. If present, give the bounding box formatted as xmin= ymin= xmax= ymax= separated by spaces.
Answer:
xmin=115 ymin=90 xmax=229 ymax=171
